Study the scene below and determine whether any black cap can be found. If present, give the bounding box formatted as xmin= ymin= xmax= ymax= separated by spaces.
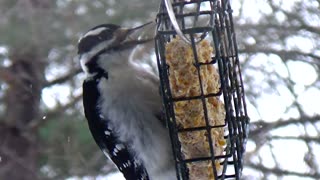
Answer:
xmin=78 ymin=24 xmax=120 ymax=54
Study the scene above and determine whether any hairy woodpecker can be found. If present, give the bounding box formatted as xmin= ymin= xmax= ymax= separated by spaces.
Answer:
xmin=78 ymin=22 xmax=176 ymax=180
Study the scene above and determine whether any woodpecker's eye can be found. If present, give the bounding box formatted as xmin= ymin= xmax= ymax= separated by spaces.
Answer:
xmin=78 ymin=24 xmax=120 ymax=54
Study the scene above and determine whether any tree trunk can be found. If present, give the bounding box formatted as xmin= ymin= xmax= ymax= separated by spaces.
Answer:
xmin=0 ymin=124 xmax=39 ymax=180
xmin=0 ymin=52 xmax=45 ymax=180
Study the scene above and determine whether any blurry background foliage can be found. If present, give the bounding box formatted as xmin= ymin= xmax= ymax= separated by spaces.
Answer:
xmin=0 ymin=0 xmax=319 ymax=180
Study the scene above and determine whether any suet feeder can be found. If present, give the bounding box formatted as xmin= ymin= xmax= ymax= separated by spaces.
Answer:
xmin=155 ymin=0 xmax=250 ymax=179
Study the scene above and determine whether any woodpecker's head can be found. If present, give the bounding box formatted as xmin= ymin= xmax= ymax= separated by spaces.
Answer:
xmin=78 ymin=22 xmax=154 ymax=77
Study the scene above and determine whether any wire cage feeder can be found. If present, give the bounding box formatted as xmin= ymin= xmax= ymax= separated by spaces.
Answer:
xmin=155 ymin=0 xmax=249 ymax=179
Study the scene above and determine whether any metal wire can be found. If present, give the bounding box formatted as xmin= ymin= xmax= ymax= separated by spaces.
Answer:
xmin=163 ymin=0 xmax=210 ymax=44
xmin=164 ymin=0 xmax=190 ymax=43
xmin=155 ymin=0 xmax=249 ymax=179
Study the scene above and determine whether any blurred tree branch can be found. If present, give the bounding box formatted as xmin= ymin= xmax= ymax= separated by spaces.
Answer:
xmin=239 ymin=47 xmax=320 ymax=64
xmin=237 ymin=0 xmax=320 ymax=179
xmin=246 ymin=162 xmax=320 ymax=179
xmin=27 ymin=94 xmax=83 ymax=131
xmin=43 ymin=68 xmax=82 ymax=87
xmin=250 ymin=115 xmax=320 ymax=137
xmin=0 ymin=0 xmax=319 ymax=179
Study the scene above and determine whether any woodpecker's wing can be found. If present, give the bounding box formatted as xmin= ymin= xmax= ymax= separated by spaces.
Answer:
xmin=83 ymin=78 xmax=149 ymax=180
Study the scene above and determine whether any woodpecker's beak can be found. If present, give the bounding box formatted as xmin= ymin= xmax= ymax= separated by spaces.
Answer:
xmin=115 ymin=21 xmax=155 ymax=47
xmin=127 ymin=21 xmax=154 ymax=36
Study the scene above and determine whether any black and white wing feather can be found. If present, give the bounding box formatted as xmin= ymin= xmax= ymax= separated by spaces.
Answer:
xmin=82 ymin=77 xmax=149 ymax=180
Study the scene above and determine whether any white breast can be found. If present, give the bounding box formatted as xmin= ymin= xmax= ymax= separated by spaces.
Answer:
xmin=97 ymin=65 xmax=176 ymax=179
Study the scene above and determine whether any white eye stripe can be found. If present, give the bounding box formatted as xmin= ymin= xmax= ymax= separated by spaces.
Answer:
xmin=82 ymin=27 xmax=108 ymax=39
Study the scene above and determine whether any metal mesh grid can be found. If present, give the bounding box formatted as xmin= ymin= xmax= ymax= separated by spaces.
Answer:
xmin=155 ymin=0 xmax=249 ymax=179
